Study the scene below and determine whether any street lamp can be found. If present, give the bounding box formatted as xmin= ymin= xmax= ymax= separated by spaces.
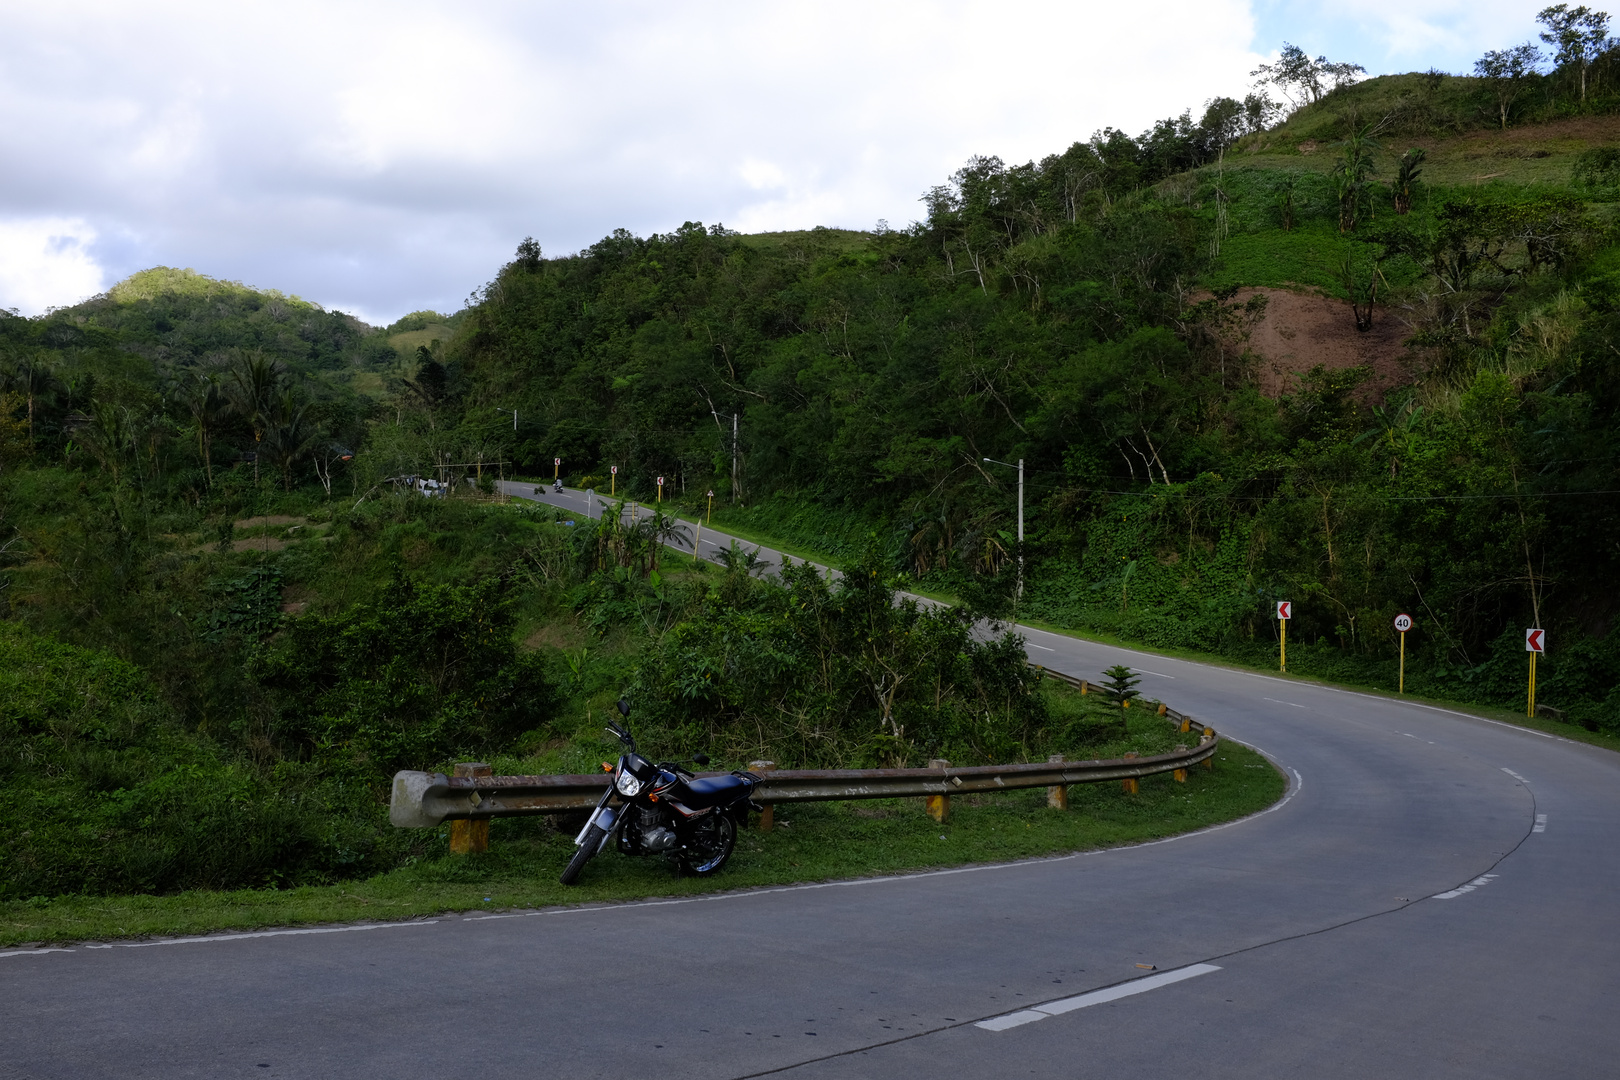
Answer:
xmin=982 ymin=457 xmax=1024 ymax=602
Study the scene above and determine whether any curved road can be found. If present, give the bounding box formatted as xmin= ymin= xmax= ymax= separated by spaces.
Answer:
xmin=5 ymin=484 xmax=1616 ymax=1078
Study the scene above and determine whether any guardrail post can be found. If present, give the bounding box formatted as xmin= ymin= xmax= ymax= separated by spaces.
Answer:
xmin=1121 ymin=752 xmax=1140 ymax=795
xmin=1157 ymin=702 xmax=1167 ymax=716
xmin=925 ymin=759 xmax=951 ymax=823
xmin=1046 ymin=754 xmax=1068 ymax=810
xmin=1173 ymin=746 xmax=1189 ymax=783
xmin=750 ymin=761 xmax=777 ymax=831
xmin=1179 ymin=714 xmax=1192 ymax=734
xmin=449 ymin=762 xmax=492 ymax=853
xmin=1202 ymin=727 xmax=1215 ymax=768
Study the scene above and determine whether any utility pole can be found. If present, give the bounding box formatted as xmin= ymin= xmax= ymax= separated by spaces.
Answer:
xmin=710 ymin=408 xmax=740 ymax=504
xmin=982 ymin=457 xmax=1024 ymax=602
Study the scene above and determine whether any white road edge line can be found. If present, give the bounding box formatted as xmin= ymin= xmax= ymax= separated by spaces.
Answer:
xmin=1028 ymin=643 xmax=1055 ymax=651
xmin=1501 ymin=768 xmax=1530 ymax=784
xmin=77 ymin=921 xmax=440 ymax=950
xmin=0 ymin=948 xmax=75 ymax=959
xmin=976 ymin=964 xmax=1223 ymax=1030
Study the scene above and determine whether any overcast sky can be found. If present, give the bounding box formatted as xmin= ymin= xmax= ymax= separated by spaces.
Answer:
xmin=0 ymin=0 xmax=1556 ymax=325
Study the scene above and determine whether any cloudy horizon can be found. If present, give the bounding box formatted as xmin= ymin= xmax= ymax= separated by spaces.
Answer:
xmin=0 ymin=0 xmax=1553 ymax=326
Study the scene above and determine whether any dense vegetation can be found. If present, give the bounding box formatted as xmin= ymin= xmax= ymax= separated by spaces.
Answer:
xmin=5 ymin=31 xmax=1620 ymax=901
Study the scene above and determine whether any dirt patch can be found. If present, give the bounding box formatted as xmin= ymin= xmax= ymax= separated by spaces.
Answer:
xmin=231 ymin=537 xmax=290 ymax=553
xmin=1235 ymin=287 xmax=1412 ymax=399
xmin=235 ymin=515 xmax=306 ymax=529
xmin=521 ymin=623 xmax=588 ymax=652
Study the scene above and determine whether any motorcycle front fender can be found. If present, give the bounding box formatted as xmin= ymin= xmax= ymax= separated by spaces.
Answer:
xmin=575 ymin=804 xmax=619 ymax=847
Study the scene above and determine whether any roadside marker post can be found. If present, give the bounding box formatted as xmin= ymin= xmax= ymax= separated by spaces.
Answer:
xmin=1394 ymin=613 xmax=1413 ymax=693
xmin=1277 ymin=601 xmax=1292 ymax=671
xmin=610 ymin=464 xmax=617 ymax=497
xmin=1525 ymin=628 xmax=1545 ymax=716
xmin=657 ymin=476 xmax=664 ymax=503
xmin=706 ymin=489 xmax=714 ymax=523
xmin=553 ymin=457 xmax=560 ymax=481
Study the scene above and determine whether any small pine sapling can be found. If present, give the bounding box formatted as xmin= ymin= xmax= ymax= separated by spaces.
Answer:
xmin=1102 ymin=664 xmax=1142 ymax=715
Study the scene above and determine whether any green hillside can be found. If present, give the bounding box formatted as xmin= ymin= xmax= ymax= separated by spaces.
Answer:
xmin=3 ymin=38 xmax=1619 ymax=906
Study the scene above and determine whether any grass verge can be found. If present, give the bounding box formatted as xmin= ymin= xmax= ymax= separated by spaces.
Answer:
xmin=0 ymin=739 xmax=1282 ymax=947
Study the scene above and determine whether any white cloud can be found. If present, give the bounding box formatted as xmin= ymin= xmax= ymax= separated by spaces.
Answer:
xmin=1 ymin=0 xmax=1274 ymax=322
xmin=0 ymin=217 xmax=106 ymax=315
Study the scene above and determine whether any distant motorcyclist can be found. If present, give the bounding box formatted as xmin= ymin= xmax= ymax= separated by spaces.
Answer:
xmin=553 ymin=478 xmax=564 ymax=493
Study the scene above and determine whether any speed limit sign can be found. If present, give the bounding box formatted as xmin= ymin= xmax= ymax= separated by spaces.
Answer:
xmin=1394 ymin=613 xmax=1413 ymax=633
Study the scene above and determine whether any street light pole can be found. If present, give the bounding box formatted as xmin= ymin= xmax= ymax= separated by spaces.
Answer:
xmin=983 ymin=457 xmax=1024 ymax=604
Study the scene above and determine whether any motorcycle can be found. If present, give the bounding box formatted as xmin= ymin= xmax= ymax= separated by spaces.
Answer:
xmin=561 ymin=699 xmax=760 ymax=885
xmin=553 ymin=478 xmax=564 ymax=493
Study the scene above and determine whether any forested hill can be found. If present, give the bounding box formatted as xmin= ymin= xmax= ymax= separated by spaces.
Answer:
xmin=446 ymin=69 xmax=1620 ymax=716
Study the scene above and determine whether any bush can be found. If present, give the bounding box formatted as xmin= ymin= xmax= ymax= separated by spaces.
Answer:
xmin=0 ymin=621 xmax=397 ymax=898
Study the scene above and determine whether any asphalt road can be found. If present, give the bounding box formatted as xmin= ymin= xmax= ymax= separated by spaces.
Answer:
xmin=5 ymin=484 xmax=1616 ymax=1078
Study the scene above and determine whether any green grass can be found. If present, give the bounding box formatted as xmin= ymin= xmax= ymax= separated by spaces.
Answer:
xmin=0 ymin=737 xmax=1281 ymax=947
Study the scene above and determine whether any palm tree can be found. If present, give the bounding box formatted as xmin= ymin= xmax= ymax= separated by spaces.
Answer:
xmin=178 ymin=374 xmax=229 ymax=487
xmin=259 ymin=390 xmax=323 ymax=490
xmin=1 ymin=350 xmax=63 ymax=444
xmin=224 ymin=351 xmax=284 ymax=484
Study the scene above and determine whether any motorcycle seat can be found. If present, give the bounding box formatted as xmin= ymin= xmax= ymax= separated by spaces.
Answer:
xmin=682 ymin=774 xmax=752 ymax=809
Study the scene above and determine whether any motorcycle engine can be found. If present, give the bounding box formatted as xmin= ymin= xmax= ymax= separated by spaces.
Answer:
xmin=624 ymin=805 xmax=678 ymax=854
xmin=641 ymin=826 xmax=677 ymax=852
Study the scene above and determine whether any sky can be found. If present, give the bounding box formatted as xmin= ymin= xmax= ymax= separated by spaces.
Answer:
xmin=0 ymin=0 xmax=1560 ymax=325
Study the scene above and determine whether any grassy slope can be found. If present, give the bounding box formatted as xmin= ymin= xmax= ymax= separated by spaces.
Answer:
xmin=1 ymin=733 xmax=1281 ymax=947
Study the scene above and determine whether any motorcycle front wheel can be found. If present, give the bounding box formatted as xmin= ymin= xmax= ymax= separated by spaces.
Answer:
xmin=679 ymin=812 xmax=736 ymax=876
xmin=560 ymin=824 xmax=606 ymax=885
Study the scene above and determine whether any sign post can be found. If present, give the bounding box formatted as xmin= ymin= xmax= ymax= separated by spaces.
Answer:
xmin=706 ymin=489 xmax=714 ymax=523
xmin=657 ymin=476 xmax=664 ymax=504
xmin=1394 ymin=613 xmax=1413 ymax=693
xmin=1525 ymin=628 xmax=1545 ymax=717
xmin=553 ymin=457 xmax=560 ymax=481
xmin=1277 ymin=601 xmax=1291 ymax=672
xmin=610 ymin=464 xmax=618 ymax=497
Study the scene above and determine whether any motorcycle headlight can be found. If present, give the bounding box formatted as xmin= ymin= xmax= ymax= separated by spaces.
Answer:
xmin=615 ymin=768 xmax=643 ymax=797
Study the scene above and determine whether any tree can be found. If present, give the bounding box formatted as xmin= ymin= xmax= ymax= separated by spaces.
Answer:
xmin=0 ymin=391 xmax=28 ymax=473
xmin=1100 ymin=664 xmax=1142 ymax=712
xmin=224 ymin=351 xmax=285 ymax=484
xmin=1393 ymin=148 xmax=1425 ymax=215
xmin=1538 ymin=4 xmax=1612 ymax=104
xmin=1251 ymin=43 xmax=1366 ymax=111
xmin=1475 ymin=43 xmax=1543 ymax=128
xmin=178 ymin=373 xmax=229 ymax=487
xmin=258 ymin=390 xmax=322 ymax=490
xmin=1331 ymin=125 xmax=1384 ymax=233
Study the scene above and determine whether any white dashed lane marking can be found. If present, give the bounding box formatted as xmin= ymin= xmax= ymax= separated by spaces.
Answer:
xmin=1534 ymin=814 xmax=1548 ymax=833
xmin=976 ymin=964 xmax=1222 ymax=1031
xmin=1433 ymin=874 xmax=1499 ymax=900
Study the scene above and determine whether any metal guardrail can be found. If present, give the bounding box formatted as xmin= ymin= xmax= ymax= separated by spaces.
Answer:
xmin=390 ymin=666 xmax=1218 ymax=830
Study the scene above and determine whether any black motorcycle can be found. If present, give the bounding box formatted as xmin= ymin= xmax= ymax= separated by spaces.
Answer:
xmin=552 ymin=478 xmax=564 ymax=493
xmin=561 ymin=699 xmax=760 ymax=885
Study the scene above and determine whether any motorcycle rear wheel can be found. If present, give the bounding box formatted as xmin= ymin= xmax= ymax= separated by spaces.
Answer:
xmin=560 ymin=825 xmax=605 ymax=885
xmin=679 ymin=812 xmax=736 ymax=876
